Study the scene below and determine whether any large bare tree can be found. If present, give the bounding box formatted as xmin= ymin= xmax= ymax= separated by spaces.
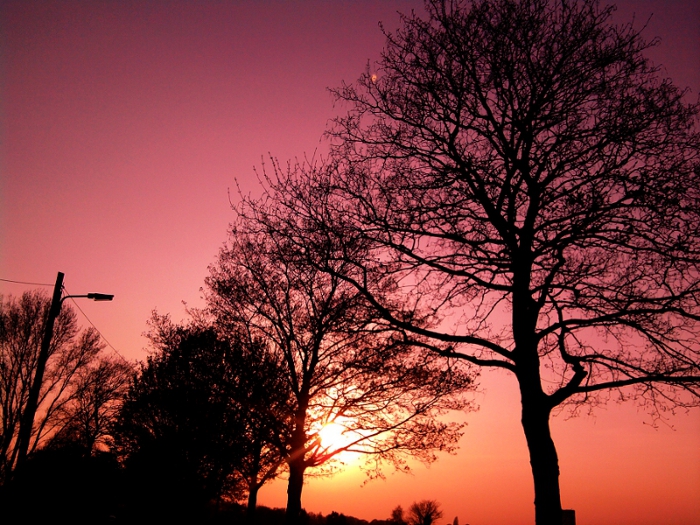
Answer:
xmin=205 ymin=207 xmax=475 ymax=525
xmin=254 ymin=1 xmax=700 ymax=524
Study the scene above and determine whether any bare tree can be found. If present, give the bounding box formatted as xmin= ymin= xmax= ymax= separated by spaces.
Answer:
xmin=0 ymin=290 xmax=105 ymax=482
xmin=391 ymin=505 xmax=407 ymax=525
xmin=407 ymin=500 xmax=443 ymax=525
xmin=49 ymin=356 xmax=132 ymax=454
xmin=253 ymin=1 xmax=700 ymax=524
xmin=205 ymin=210 xmax=476 ymax=525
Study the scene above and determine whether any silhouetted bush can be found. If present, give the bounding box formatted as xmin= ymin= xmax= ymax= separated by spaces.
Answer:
xmin=0 ymin=445 xmax=123 ymax=525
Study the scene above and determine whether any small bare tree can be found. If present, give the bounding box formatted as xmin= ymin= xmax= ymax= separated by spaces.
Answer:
xmin=407 ymin=500 xmax=443 ymax=525
xmin=391 ymin=505 xmax=407 ymax=525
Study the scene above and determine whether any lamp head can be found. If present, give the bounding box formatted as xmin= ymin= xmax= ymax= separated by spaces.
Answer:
xmin=87 ymin=293 xmax=114 ymax=301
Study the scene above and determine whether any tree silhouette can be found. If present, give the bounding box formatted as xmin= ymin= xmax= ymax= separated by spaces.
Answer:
xmin=114 ymin=324 xmax=236 ymax=519
xmin=251 ymin=1 xmax=700 ymax=524
xmin=407 ymin=500 xmax=443 ymax=525
xmin=390 ymin=505 xmax=407 ymax=525
xmin=206 ymin=211 xmax=476 ymax=525
xmin=113 ymin=317 xmax=288 ymax=521
xmin=215 ymin=325 xmax=291 ymax=522
xmin=49 ymin=356 xmax=132 ymax=455
xmin=0 ymin=290 xmax=106 ymax=483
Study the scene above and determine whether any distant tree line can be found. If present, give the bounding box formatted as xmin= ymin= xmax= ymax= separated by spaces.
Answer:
xmin=391 ymin=500 xmax=444 ymax=525
xmin=0 ymin=290 xmax=454 ymax=521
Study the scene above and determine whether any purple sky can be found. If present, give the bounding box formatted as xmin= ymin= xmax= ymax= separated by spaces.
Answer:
xmin=1 ymin=1 xmax=698 ymax=523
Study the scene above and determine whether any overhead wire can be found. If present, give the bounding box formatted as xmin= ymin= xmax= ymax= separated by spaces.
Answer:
xmin=0 ymin=277 xmax=54 ymax=287
xmin=1 ymin=277 xmax=132 ymax=364
xmin=63 ymin=285 xmax=132 ymax=365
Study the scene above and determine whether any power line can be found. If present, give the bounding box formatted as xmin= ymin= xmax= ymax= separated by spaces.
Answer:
xmin=2 ymin=277 xmax=132 ymax=364
xmin=63 ymin=286 xmax=131 ymax=365
xmin=0 ymin=277 xmax=54 ymax=287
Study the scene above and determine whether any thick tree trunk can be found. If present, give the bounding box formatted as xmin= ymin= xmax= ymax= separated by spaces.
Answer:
xmin=520 ymin=395 xmax=562 ymax=525
xmin=285 ymin=458 xmax=305 ymax=525
xmin=512 ymin=262 xmax=563 ymax=525
xmin=247 ymin=483 xmax=259 ymax=523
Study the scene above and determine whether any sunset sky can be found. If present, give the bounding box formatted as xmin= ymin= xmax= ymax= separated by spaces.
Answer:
xmin=1 ymin=1 xmax=698 ymax=524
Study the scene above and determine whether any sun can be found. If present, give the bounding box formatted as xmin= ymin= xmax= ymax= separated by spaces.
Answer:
xmin=312 ymin=416 xmax=369 ymax=465
xmin=318 ymin=422 xmax=349 ymax=451
xmin=316 ymin=422 xmax=363 ymax=464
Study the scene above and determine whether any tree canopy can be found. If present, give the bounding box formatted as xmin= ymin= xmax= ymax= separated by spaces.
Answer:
xmin=113 ymin=316 xmax=288 ymax=520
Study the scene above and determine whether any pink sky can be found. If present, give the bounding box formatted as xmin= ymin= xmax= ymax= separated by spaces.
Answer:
xmin=1 ymin=1 xmax=698 ymax=524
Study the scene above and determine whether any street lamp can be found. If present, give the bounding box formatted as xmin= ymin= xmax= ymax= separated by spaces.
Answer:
xmin=14 ymin=271 xmax=114 ymax=471
xmin=86 ymin=293 xmax=114 ymax=301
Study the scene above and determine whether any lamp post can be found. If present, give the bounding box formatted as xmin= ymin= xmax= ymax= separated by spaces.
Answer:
xmin=14 ymin=271 xmax=114 ymax=471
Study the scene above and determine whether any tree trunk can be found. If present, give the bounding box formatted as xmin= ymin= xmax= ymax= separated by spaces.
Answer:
xmin=285 ymin=391 xmax=310 ymax=525
xmin=285 ymin=458 xmax=305 ymax=525
xmin=247 ymin=483 xmax=259 ymax=523
xmin=520 ymin=395 xmax=562 ymax=525
xmin=512 ymin=263 xmax=562 ymax=525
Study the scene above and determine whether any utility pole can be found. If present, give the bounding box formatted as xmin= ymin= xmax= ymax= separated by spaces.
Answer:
xmin=15 ymin=271 xmax=64 ymax=471
xmin=13 ymin=272 xmax=113 ymax=472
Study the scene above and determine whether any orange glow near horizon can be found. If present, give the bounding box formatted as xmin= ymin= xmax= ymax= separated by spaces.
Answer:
xmin=259 ymin=372 xmax=700 ymax=525
xmin=1 ymin=1 xmax=698 ymax=524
